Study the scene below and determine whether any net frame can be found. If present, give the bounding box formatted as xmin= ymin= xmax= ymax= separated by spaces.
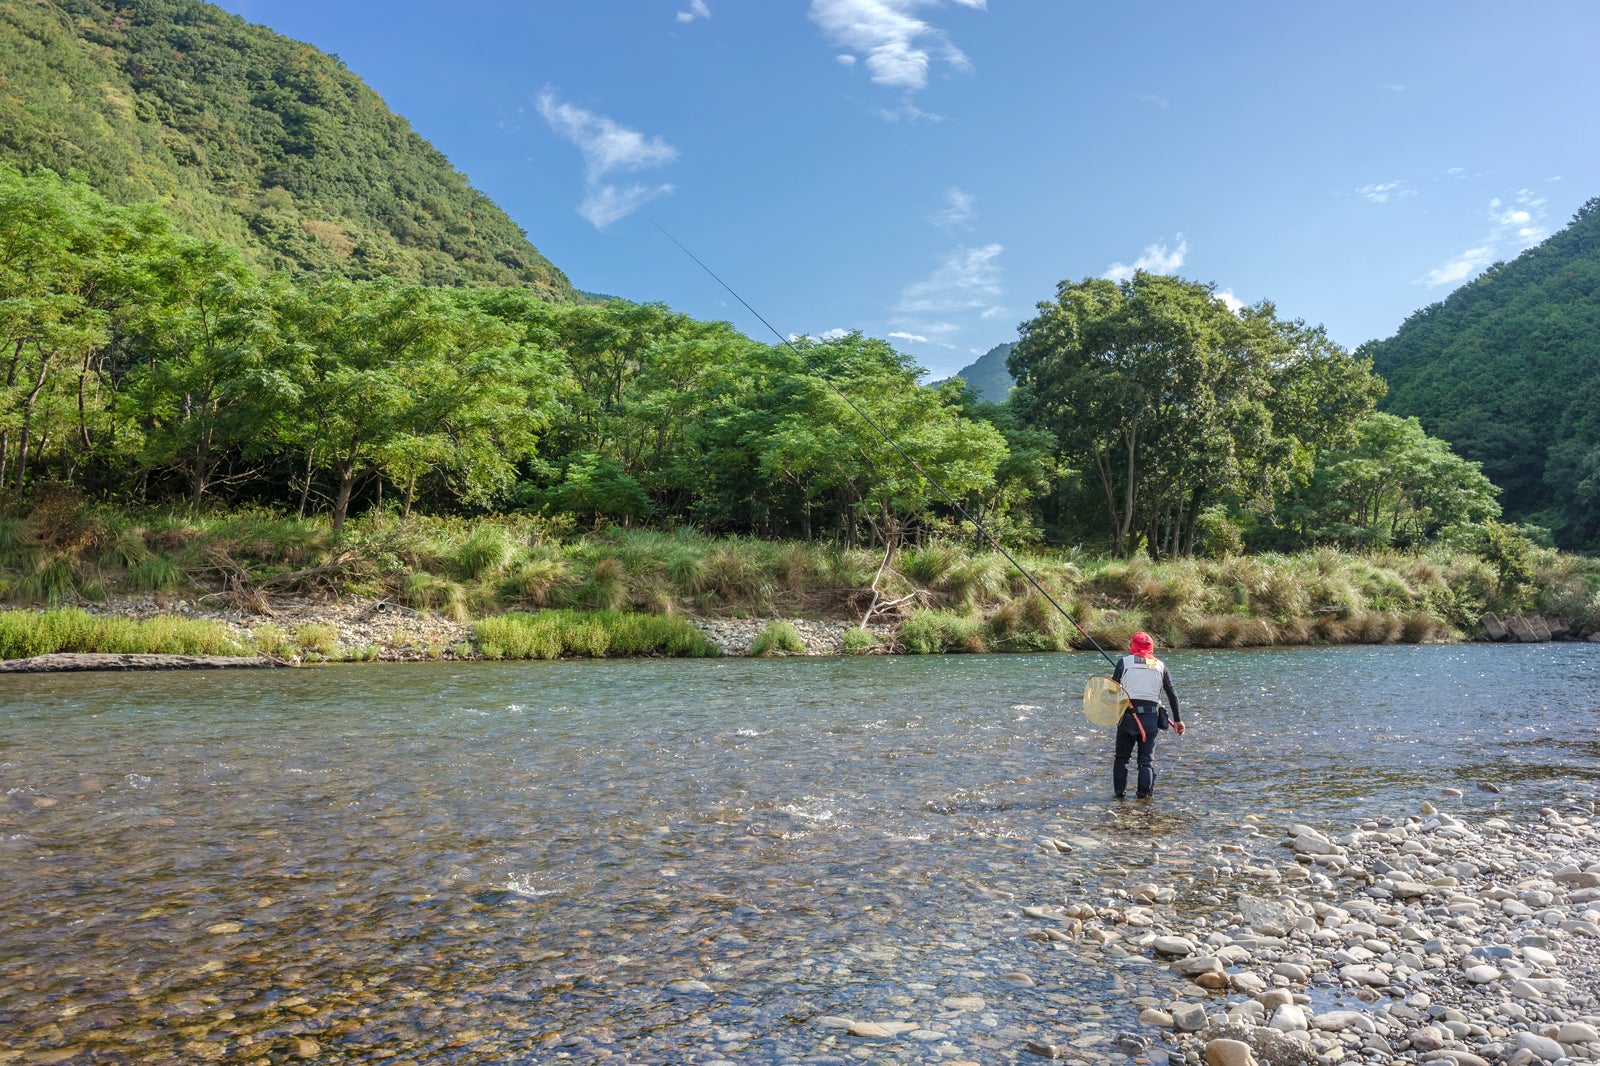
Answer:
xmin=1082 ymin=674 xmax=1131 ymax=727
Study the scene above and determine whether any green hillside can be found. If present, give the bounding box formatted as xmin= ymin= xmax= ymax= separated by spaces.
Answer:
xmin=1363 ymin=197 xmax=1600 ymax=549
xmin=951 ymin=342 xmax=1015 ymax=402
xmin=0 ymin=0 xmax=576 ymax=298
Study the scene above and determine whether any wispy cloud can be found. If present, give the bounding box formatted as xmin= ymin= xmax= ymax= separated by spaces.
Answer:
xmin=888 ymin=330 xmax=930 ymax=344
xmin=896 ymin=243 xmax=1005 ymax=318
xmin=537 ymin=90 xmax=678 ymax=228
xmin=1131 ymin=93 xmax=1169 ymax=109
xmin=1358 ymin=180 xmax=1415 ymax=204
xmin=677 ymin=0 xmax=710 ymax=23
xmin=1104 ymin=236 xmax=1187 ymax=282
xmin=808 ymin=0 xmax=985 ymax=94
xmin=930 ymin=187 xmax=975 ymax=231
xmin=1422 ymin=189 xmax=1550 ymax=288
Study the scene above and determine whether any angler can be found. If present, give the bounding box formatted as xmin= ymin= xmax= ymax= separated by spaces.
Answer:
xmin=1110 ymin=631 xmax=1184 ymax=799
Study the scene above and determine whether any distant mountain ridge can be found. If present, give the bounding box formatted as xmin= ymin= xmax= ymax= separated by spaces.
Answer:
xmin=1364 ymin=196 xmax=1600 ymax=548
xmin=0 ymin=0 xmax=576 ymax=299
xmin=951 ymin=342 xmax=1015 ymax=402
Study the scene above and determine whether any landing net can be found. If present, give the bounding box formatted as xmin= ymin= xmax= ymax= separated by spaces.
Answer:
xmin=1082 ymin=675 xmax=1130 ymax=727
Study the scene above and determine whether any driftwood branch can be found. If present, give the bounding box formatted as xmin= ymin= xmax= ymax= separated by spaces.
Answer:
xmin=193 ymin=549 xmax=366 ymax=613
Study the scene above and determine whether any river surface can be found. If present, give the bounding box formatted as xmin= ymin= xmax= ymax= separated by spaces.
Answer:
xmin=2 ymin=643 xmax=1597 ymax=1064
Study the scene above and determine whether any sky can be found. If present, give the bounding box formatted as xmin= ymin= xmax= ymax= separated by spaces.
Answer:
xmin=209 ymin=0 xmax=1600 ymax=380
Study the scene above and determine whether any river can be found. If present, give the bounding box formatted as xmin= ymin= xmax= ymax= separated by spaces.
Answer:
xmin=2 ymin=643 xmax=1597 ymax=1064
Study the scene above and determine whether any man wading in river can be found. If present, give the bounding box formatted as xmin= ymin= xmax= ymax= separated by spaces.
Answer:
xmin=1110 ymin=632 xmax=1184 ymax=799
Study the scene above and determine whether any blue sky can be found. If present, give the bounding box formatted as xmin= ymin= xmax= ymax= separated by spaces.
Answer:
xmin=211 ymin=1 xmax=1599 ymax=380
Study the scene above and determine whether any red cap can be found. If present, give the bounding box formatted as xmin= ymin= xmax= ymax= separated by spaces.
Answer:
xmin=1130 ymin=631 xmax=1154 ymax=655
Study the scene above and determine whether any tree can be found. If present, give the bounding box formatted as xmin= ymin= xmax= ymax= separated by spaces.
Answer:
xmin=268 ymin=278 xmax=552 ymax=534
xmin=0 ymin=165 xmax=166 ymax=495
xmin=1010 ymin=273 xmax=1318 ymax=556
xmin=119 ymin=239 xmax=276 ymax=507
xmin=1279 ymin=413 xmax=1501 ymax=548
xmin=753 ymin=334 xmax=1007 ymax=546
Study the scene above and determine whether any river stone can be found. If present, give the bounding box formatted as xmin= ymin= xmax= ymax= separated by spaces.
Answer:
xmin=1153 ymin=935 xmax=1197 ymax=955
xmin=1205 ymin=1038 xmax=1259 ymax=1066
xmin=1463 ymin=964 xmax=1500 ymax=984
xmin=1269 ymin=1004 xmax=1308 ymax=1032
xmin=1273 ymin=962 xmax=1311 ymax=982
xmin=1239 ymin=895 xmax=1296 ymax=937
xmin=1230 ymin=972 xmax=1268 ymax=994
xmin=1313 ymin=1011 xmax=1374 ymax=1033
xmin=1558 ymin=1021 xmax=1599 ymax=1043
xmin=941 ymin=995 xmax=986 ymax=1011
xmin=1409 ymin=1026 xmax=1447 ymax=1051
xmin=1418 ymin=1052 xmax=1491 ymax=1066
xmin=1514 ymin=1031 xmax=1565 ymax=1060
xmin=1140 ymin=1008 xmax=1175 ymax=1028
xmin=1172 ymin=955 xmax=1225 ymax=976
xmin=1172 ymin=1003 xmax=1210 ymax=1032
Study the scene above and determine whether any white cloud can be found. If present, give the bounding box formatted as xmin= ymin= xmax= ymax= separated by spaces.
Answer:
xmin=1104 ymin=236 xmax=1187 ymax=282
xmin=1214 ymin=289 xmax=1244 ymax=314
xmin=1424 ymin=246 xmax=1493 ymax=288
xmin=1358 ymin=180 xmax=1414 ymax=204
xmin=896 ymin=243 xmax=1005 ymax=317
xmin=1131 ymin=93 xmax=1169 ymax=109
xmin=1424 ymin=188 xmax=1553 ymax=288
xmin=888 ymin=330 xmax=930 ymax=344
xmin=808 ymin=0 xmax=984 ymax=94
xmin=537 ymin=90 xmax=678 ymax=228
xmin=677 ymin=0 xmax=710 ymax=23
xmin=579 ymin=183 xmax=676 ymax=229
xmin=930 ymin=187 xmax=975 ymax=230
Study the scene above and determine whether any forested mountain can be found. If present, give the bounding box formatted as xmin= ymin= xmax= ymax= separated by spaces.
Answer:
xmin=0 ymin=0 xmax=576 ymax=298
xmin=951 ymin=342 xmax=1015 ymax=402
xmin=1363 ymin=198 xmax=1600 ymax=549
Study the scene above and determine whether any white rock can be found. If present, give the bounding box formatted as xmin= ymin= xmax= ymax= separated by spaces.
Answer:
xmin=1269 ymin=1004 xmax=1308 ymax=1032
xmin=1514 ymin=1031 xmax=1565 ymax=1061
xmin=1558 ymin=1020 xmax=1599 ymax=1043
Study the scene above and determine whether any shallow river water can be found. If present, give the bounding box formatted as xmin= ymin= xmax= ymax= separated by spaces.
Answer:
xmin=2 ymin=643 xmax=1598 ymax=1064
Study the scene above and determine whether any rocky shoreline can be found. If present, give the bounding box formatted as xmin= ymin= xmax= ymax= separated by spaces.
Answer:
xmin=994 ymin=803 xmax=1600 ymax=1066
xmin=0 ymin=595 xmax=896 ymax=670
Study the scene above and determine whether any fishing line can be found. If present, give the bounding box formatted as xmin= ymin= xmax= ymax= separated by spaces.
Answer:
xmin=651 ymin=218 xmax=1118 ymax=667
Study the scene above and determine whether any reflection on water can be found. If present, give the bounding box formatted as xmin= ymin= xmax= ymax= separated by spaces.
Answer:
xmin=2 ymin=643 xmax=1596 ymax=1063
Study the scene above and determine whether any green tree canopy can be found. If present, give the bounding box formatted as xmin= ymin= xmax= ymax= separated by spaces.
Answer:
xmin=1008 ymin=272 xmax=1383 ymax=557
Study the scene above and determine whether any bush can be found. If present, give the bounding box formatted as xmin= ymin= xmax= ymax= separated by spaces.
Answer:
xmin=897 ymin=609 xmax=987 ymax=654
xmin=472 ymin=610 xmax=718 ymax=660
xmin=841 ymin=627 xmax=878 ymax=655
xmin=0 ymin=608 xmax=248 ymax=659
xmin=750 ymin=619 xmax=805 ymax=657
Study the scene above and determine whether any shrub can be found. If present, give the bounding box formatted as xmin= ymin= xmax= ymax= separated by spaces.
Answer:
xmin=457 ymin=526 xmax=518 ymax=579
xmin=402 ymin=571 xmax=469 ymax=620
xmin=897 ymin=609 xmax=986 ymax=654
xmin=841 ymin=627 xmax=878 ymax=655
xmin=294 ymin=623 xmax=341 ymax=657
xmin=472 ymin=610 xmax=717 ymax=660
xmin=750 ymin=619 xmax=805 ymax=657
xmin=0 ymin=608 xmax=247 ymax=659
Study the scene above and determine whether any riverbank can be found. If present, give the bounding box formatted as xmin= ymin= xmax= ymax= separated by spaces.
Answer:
xmin=2 ymin=588 xmax=1597 ymax=670
xmin=994 ymin=803 xmax=1600 ymax=1066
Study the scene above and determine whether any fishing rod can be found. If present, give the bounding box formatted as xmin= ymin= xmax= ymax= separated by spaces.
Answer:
xmin=651 ymin=218 xmax=1119 ymax=669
